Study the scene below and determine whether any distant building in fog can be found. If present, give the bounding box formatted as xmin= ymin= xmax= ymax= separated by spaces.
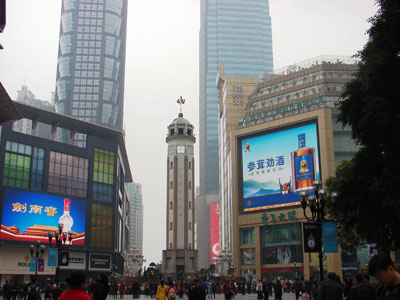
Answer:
xmin=13 ymin=85 xmax=55 ymax=138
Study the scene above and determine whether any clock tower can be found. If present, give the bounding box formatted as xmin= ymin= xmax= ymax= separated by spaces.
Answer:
xmin=162 ymin=112 xmax=198 ymax=279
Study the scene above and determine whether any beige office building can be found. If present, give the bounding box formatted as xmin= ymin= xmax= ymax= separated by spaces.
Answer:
xmin=218 ymin=56 xmax=360 ymax=281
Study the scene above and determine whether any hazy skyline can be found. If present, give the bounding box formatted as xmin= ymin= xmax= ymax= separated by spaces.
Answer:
xmin=0 ymin=0 xmax=377 ymax=266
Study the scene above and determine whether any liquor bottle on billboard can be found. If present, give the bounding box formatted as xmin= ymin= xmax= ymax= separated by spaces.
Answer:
xmin=59 ymin=198 xmax=74 ymax=233
xmin=291 ymin=133 xmax=316 ymax=191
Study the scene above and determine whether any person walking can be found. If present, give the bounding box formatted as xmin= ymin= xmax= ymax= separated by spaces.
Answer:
xmin=58 ymin=272 xmax=92 ymax=300
xmin=262 ymin=279 xmax=269 ymax=300
xmin=167 ymin=281 xmax=177 ymax=300
xmin=256 ymin=281 xmax=263 ymax=300
xmin=187 ymin=279 xmax=206 ymax=300
xmin=318 ymin=272 xmax=343 ymax=300
xmin=294 ymin=278 xmax=302 ymax=300
xmin=118 ymin=282 xmax=126 ymax=299
xmin=369 ymin=253 xmax=400 ymax=300
xmin=156 ymin=280 xmax=167 ymax=300
xmin=348 ymin=273 xmax=375 ymax=300
xmin=223 ymin=281 xmax=233 ymax=300
xmin=89 ymin=274 xmax=109 ymax=300
xmin=273 ymin=280 xmax=283 ymax=300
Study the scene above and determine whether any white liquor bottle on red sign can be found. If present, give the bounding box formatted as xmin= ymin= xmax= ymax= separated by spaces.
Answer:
xmin=59 ymin=198 xmax=74 ymax=233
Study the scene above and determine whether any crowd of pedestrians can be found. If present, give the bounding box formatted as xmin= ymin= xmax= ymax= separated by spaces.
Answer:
xmin=2 ymin=253 xmax=400 ymax=300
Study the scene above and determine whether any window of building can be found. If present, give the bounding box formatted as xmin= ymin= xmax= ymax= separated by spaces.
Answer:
xmin=170 ymin=129 xmax=175 ymax=135
xmin=169 ymin=222 xmax=173 ymax=230
xmin=189 ymin=181 xmax=192 ymax=189
xmin=170 ymin=201 xmax=173 ymax=209
xmin=90 ymin=203 xmax=113 ymax=248
xmin=189 ymin=222 xmax=192 ymax=230
xmin=93 ymin=148 xmax=115 ymax=185
xmin=3 ymin=141 xmax=45 ymax=190
xmin=178 ymin=128 xmax=184 ymax=135
xmin=48 ymin=151 xmax=88 ymax=198
xmin=92 ymin=182 xmax=114 ymax=203
xmin=189 ymin=201 xmax=191 ymax=209
xmin=188 ymin=162 xmax=192 ymax=169
xmin=31 ymin=147 xmax=45 ymax=191
xmin=170 ymin=161 xmax=173 ymax=169
xmin=187 ymin=129 xmax=192 ymax=136
xmin=3 ymin=141 xmax=32 ymax=189
xmin=170 ymin=181 xmax=173 ymax=189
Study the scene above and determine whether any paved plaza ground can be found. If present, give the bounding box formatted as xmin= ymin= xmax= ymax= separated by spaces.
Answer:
xmin=106 ymin=293 xmax=297 ymax=300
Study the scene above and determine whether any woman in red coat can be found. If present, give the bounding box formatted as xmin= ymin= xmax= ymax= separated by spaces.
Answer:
xmin=118 ymin=282 xmax=126 ymax=299
xmin=59 ymin=271 xmax=92 ymax=300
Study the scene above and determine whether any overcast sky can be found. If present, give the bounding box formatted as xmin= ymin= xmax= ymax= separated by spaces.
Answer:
xmin=0 ymin=0 xmax=377 ymax=266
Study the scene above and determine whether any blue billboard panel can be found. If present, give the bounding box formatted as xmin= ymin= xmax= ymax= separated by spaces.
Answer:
xmin=322 ymin=222 xmax=338 ymax=253
xmin=240 ymin=123 xmax=321 ymax=212
xmin=1 ymin=188 xmax=86 ymax=245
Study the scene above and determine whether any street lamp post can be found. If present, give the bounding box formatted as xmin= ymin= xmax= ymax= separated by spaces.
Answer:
xmin=48 ymin=223 xmax=73 ymax=287
xmin=300 ymin=180 xmax=338 ymax=281
xmin=30 ymin=241 xmax=46 ymax=280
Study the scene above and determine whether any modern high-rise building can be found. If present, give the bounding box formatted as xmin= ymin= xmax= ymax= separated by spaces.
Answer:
xmin=198 ymin=0 xmax=274 ymax=268
xmin=127 ymin=182 xmax=143 ymax=252
xmin=127 ymin=182 xmax=144 ymax=276
xmin=54 ymin=0 xmax=128 ymax=135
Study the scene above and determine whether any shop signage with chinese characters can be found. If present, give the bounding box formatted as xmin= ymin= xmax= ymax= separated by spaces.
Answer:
xmin=261 ymin=210 xmax=297 ymax=225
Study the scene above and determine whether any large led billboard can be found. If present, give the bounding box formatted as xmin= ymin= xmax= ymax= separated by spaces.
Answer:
xmin=209 ymin=202 xmax=220 ymax=265
xmin=1 ymin=188 xmax=86 ymax=245
xmin=239 ymin=122 xmax=321 ymax=212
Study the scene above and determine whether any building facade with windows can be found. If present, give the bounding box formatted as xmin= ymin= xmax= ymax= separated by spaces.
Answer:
xmin=0 ymin=102 xmax=132 ymax=285
xmin=216 ymin=64 xmax=258 ymax=274
xmin=54 ymin=0 xmax=128 ymax=139
xmin=229 ymin=56 xmax=361 ymax=281
xmin=198 ymin=0 xmax=274 ymax=268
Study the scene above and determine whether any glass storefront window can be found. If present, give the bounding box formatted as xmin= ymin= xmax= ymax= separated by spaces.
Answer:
xmin=240 ymin=227 xmax=255 ymax=245
xmin=260 ymin=222 xmax=303 ymax=264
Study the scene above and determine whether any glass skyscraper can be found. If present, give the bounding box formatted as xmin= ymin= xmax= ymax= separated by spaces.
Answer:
xmin=54 ymin=0 xmax=127 ymax=135
xmin=199 ymin=0 xmax=273 ymax=196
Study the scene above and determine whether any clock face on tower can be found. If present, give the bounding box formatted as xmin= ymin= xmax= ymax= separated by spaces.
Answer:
xmin=176 ymin=145 xmax=186 ymax=154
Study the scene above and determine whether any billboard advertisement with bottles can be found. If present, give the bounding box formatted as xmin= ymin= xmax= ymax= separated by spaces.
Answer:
xmin=238 ymin=121 xmax=321 ymax=212
xmin=0 ymin=187 xmax=86 ymax=245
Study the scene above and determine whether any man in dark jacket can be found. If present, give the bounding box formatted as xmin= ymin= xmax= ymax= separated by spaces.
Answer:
xmin=188 ymin=279 xmax=206 ymax=300
xmin=369 ymin=253 xmax=400 ymax=300
xmin=318 ymin=272 xmax=343 ymax=300
xmin=89 ymin=274 xmax=110 ymax=300
xmin=348 ymin=273 xmax=375 ymax=300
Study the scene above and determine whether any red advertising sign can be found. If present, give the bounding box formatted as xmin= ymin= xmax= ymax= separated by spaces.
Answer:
xmin=209 ymin=202 xmax=220 ymax=265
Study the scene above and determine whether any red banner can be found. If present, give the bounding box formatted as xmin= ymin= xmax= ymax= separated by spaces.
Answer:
xmin=209 ymin=202 xmax=220 ymax=265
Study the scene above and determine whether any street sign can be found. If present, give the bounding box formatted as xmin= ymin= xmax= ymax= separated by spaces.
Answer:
xmin=303 ymin=222 xmax=322 ymax=252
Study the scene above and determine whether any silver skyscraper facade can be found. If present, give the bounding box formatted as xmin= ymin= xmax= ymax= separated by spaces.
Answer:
xmin=199 ymin=0 xmax=273 ymax=196
xmin=198 ymin=0 xmax=273 ymax=267
xmin=55 ymin=0 xmax=127 ymax=133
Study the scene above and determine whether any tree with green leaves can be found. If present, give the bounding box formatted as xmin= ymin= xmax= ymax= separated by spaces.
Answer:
xmin=326 ymin=0 xmax=400 ymax=254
